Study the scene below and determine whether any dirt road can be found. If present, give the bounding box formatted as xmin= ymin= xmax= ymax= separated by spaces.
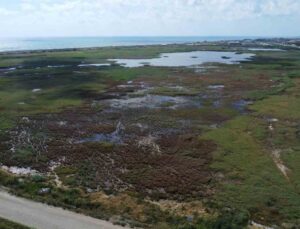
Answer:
xmin=0 ymin=190 xmax=124 ymax=229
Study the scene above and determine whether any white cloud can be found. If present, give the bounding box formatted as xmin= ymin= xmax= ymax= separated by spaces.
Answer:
xmin=0 ymin=0 xmax=299 ymax=37
xmin=0 ymin=7 xmax=15 ymax=16
xmin=13 ymin=0 xmax=300 ymax=19
xmin=260 ymin=0 xmax=300 ymax=16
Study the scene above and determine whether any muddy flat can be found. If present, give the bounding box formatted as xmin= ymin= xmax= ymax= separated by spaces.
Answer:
xmin=0 ymin=190 xmax=123 ymax=229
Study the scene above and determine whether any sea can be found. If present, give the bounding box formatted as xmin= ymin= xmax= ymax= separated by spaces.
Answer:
xmin=0 ymin=36 xmax=261 ymax=52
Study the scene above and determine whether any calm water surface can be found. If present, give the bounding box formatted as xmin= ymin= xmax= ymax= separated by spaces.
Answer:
xmin=108 ymin=51 xmax=255 ymax=68
xmin=0 ymin=36 xmax=260 ymax=52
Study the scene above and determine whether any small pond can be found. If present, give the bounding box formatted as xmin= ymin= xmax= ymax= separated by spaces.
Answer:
xmin=108 ymin=51 xmax=254 ymax=68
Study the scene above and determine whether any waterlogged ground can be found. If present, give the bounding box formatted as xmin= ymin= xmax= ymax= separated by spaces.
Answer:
xmin=0 ymin=41 xmax=300 ymax=228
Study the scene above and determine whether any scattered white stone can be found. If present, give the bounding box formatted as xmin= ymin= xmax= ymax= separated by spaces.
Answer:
xmin=208 ymin=85 xmax=225 ymax=89
xmin=18 ymin=178 xmax=24 ymax=183
xmin=210 ymin=124 xmax=219 ymax=129
xmin=268 ymin=118 xmax=279 ymax=123
xmin=58 ymin=121 xmax=67 ymax=126
xmin=138 ymin=135 xmax=161 ymax=153
xmin=1 ymin=166 xmax=38 ymax=176
xmin=38 ymin=188 xmax=50 ymax=194
xmin=32 ymin=88 xmax=41 ymax=93
xmin=86 ymin=188 xmax=94 ymax=193
xmin=136 ymin=123 xmax=148 ymax=132
xmin=127 ymin=81 xmax=133 ymax=84
xmin=21 ymin=117 xmax=30 ymax=123
xmin=117 ymin=84 xmax=135 ymax=89
xmin=249 ymin=221 xmax=274 ymax=229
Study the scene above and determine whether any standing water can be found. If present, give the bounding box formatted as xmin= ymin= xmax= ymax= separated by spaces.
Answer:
xmin=108 ymin=51 xmax=254 ymax=68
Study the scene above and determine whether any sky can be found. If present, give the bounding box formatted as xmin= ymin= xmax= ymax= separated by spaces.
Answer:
xmin=0 ymin=0 xmax=299 ymax=38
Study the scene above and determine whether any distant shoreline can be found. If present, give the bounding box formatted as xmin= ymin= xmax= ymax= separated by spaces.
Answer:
xmin=0 ymin=36 xmax=268 ymax=53
xmin=0 ymin=37 xmax=298 ymax=55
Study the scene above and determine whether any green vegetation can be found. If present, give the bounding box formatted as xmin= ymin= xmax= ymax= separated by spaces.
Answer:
xmin=246 ymin=76 xmax=294 ymax=100
xmin=0 ymin=59 xmax=173 ymax=133
xmin=251 ymin=78 xmax=300 ymax=119
xmin=0 ymin=217 xmax=31 ymax=229
xmin=204 ymin=116 xmax=300 ymax=224
xmin=201 ymin=61 xmax=300 ymax=225
xmin=1 ymin=170 xmax=245 ymax=228
xmin=251 ymin=95 xmax=300 ymax=119
xmin=103 ymin=66 xmax=173 ymax=81
xmin=149 ymin=86 xmax=200 ymax=96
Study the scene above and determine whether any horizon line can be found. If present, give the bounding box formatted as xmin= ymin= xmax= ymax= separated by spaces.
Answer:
xmin=0 ymin=35 xmax=299 ymax=39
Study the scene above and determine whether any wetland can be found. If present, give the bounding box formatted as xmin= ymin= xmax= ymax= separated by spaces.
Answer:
xmin=0 ymin=39 xmax=300 ymax=228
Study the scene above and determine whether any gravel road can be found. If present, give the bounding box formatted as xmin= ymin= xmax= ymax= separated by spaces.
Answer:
xmin=0 ymin=190 xmax=124 ymax=229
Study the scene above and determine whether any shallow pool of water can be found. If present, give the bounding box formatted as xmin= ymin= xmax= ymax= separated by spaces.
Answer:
xmin=208 ymin=85 xmax=225 ymax=89
xmin=248 ymin=48 xmax=283 ymax=51
xmin=77 ymin=121 xmax=124 ymax=144
xmin=108 ymin=94 xmax=201 ymax=109
xmin=47 ymin=65 xmax=67 ymax=68
xmin=108 ymin=51 xmax=254 ymax=68
xmin=78 ymin=63 xmax=111 ymax=67
xmin=232 ymin=100 xmax=253 ymax=112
